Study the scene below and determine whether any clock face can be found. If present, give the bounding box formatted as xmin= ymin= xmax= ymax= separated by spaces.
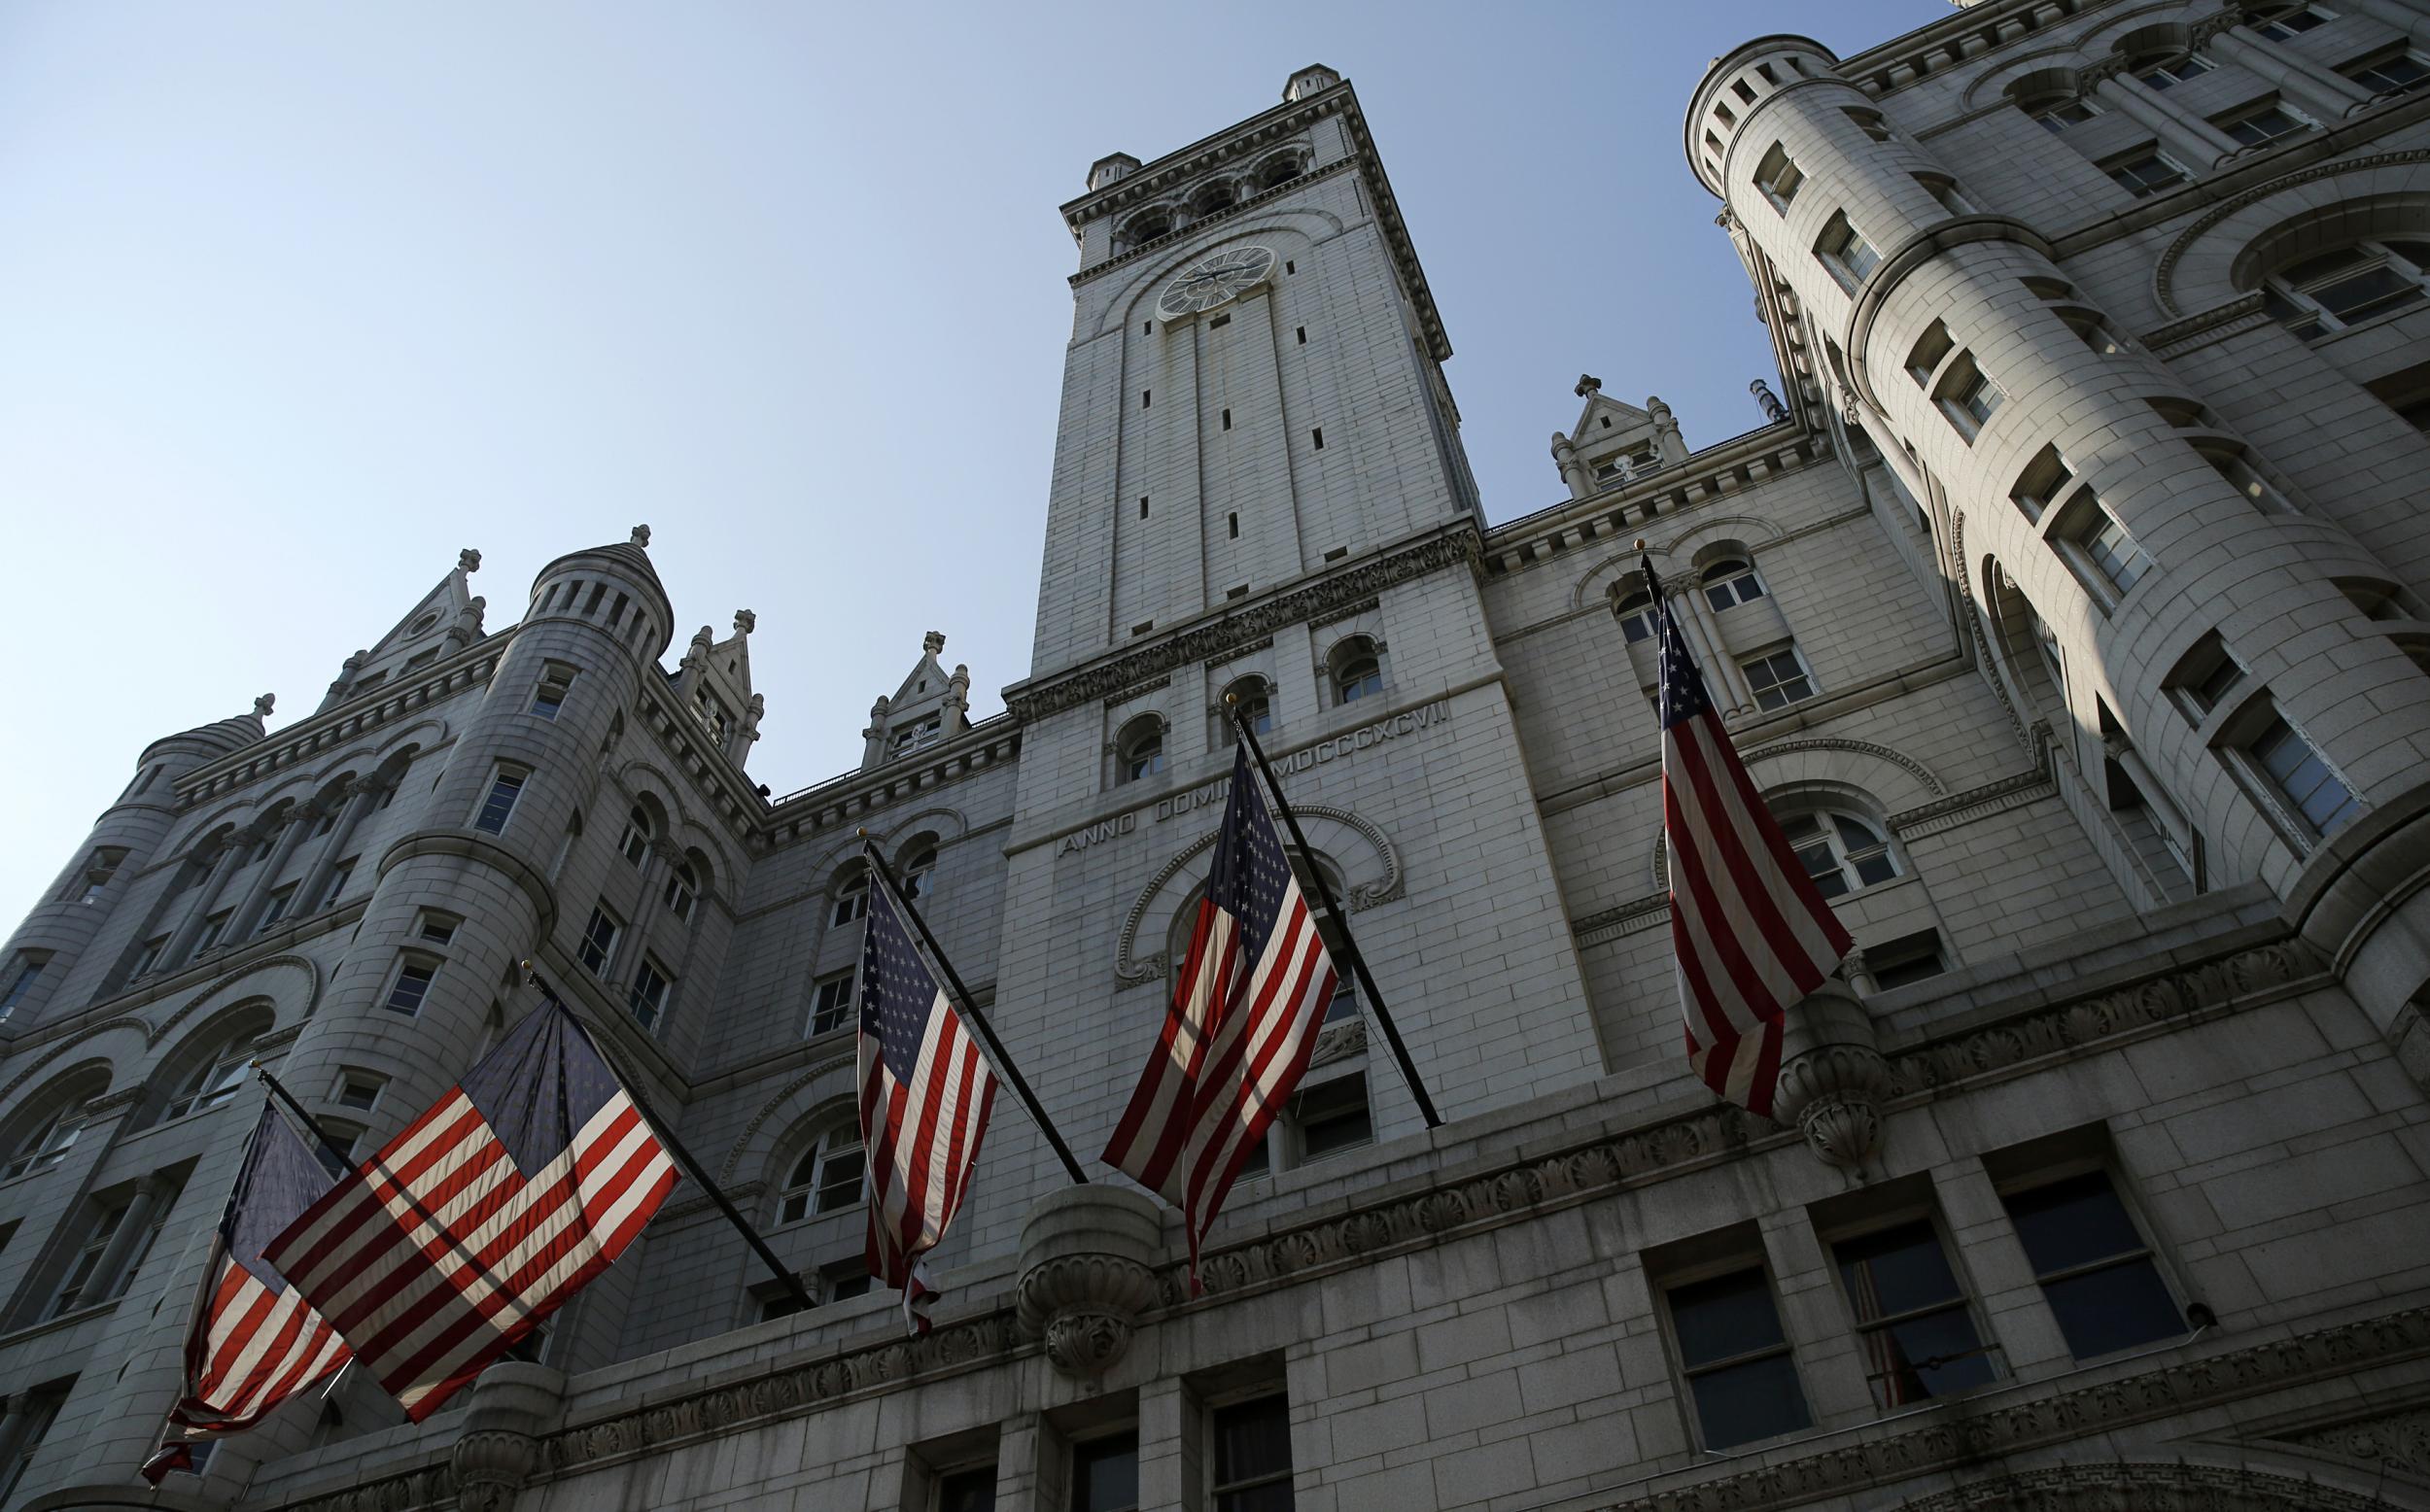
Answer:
xmin=1155 ymin=245 xmax=1278 ymax=322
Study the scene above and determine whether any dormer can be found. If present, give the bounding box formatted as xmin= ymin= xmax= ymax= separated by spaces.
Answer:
xmin=318 ymin=549 xmax=487 ymax=713
xmin=1284 ymin=63 xmax=1342 ymax=102
xmin=1548 ymin=378 xmax=1689 ymax=499
xmin=670 ymin=609 xmax=764 ymax=771
xmin=859 ymin=632 xmax=973 ymax=772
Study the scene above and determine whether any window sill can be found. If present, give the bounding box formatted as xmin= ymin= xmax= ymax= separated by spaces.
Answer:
xmin=0 ymin=1297 xmax=118 ymax=1350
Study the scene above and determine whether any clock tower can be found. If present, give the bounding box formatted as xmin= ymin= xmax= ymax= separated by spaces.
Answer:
xmin=983 ymin=67 xmax=1604 ymax=1222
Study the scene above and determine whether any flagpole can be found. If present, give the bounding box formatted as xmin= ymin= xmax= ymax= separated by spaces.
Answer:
xmin=1227 ymin=701 xmax=1444 ymax=1130
xmin=251 ymin=1062 xmax=367 ymax=1170
xmin=519 ymin=966 xmax=817 ymax=1314
xmin=858 ymin=835 xmax=1091 ymax=1186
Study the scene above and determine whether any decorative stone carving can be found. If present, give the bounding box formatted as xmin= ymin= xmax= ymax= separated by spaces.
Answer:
xmin=459 ymin=548 xmax=481 ymax=575
xmin=733 ymin=608 xmax=756 ymax=635
xmin=448 ymin=1361 xmax=565 ymax=1512
xmin=1770 ymin=994 xmax=1892 ymax=1172
xmin=1750 ymin=378 xmax=1788 ymax=423
xmin=923 ymin=630 xmax=946 ymax=656
xmin=254 ymin=692 xmax=276 ymax=720
xmin=1015 ymin=1185 xmax=1163 ymax=1379
xmin=1308 ymin=1013 xmax=1368 ymax=1069
xmin=629 ymin=524 xmax=651 ymax=547
xmin=2276 ymin=1404 xmax=2430 ymax=1478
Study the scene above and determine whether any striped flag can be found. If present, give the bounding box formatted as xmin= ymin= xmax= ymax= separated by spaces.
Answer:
xmin=142 ymin=1105 xmax=352 ymax=1484
xmin=1649 ymin=558 xmax=1851 ymax=1117
xmin=858 ymin=856 xmax=997 ymax=1333
xmin=262 ymin=1001 xmax=677 ymax=1420
xmin=1104 ymin=743 xmax=1337 ymax=1287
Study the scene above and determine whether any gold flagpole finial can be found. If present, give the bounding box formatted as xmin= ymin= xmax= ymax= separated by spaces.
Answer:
xmin=1634 ymin=536 xmax=1648 ymax=551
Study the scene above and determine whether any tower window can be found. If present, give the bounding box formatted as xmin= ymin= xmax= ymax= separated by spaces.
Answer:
xmin=2240 ymin=707 xmax=2362 ymax=836
xmin=1815 ymin=213 xmax=1880 ymax=292
xmin=472 ymin=768 xmax=527 ymax=836
xmin=383 ymin=958 xmax=437 ymax=1016
xmin=1209 ymin=1394 xmax=1294 ymax=1511
xmin=1142 ymin=390 xmax=1152 ymax=408
xmin=1139 ymin=497 xmax=1150 ymax=519
xmin=1905 ymin=320 xmax=1953 ymax=387
xmin=1285 ymin=259 xmax=1296 ymax=275
xmin=0 ymin=954 xmax=47 ymax=1020
xmin=1208 ymin=313 xmax=1231 ymax=329
xmin=2054 ymin=491 xmax=2152 ymax=603
xmin=1295 ymin=326 xmax=1306 ymax=344
xmin=1070 ymin=1432 xmax=1140 ymax=1512
xmin=1228 ymin=511 xmax=1239 ymax=539
xmin=1830 ymin=1217 xmax=1996 ymax=1404
xmin=664 ymin=861 xmax=699 ymax=921
xmin=1222 ymin=408 xmax=1232 ymax=430
xmin=530 ymin=666 xmax=577 ymax=721
xmin=1614 ymin=589 xmax=1657 ymax=643
xmin=1933 ymin=354 xmax=2005 ymax=440
xmin=1310 ymin=427 xmax=1325 ymax=450
xmin=1753 ymin=144 xmax=1803 ymax=213
xmin=1331 ymin=637 xmax=1384 ymax=704
xmin=2010 ymin=445 xmax=2073 ymax=523
xmin=2166 ymin=632 xmax=2245 ymax=720
xmin=832 ymin=868 xmax=869 ymax=926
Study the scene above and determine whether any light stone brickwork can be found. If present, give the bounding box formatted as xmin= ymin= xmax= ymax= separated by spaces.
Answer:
xmin=7 ymin=4 xmax=2430 ymax=1507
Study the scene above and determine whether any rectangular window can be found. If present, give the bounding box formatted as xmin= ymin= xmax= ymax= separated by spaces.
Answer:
xmin=473 ymin=769 xmax=527 ymax=836
xmin=0 ymin=956 xmax=45 ymax=1019
xmin=418 ymin=911 xmax=459 ymax=946
xmin=2104 ymin=149 xmax=2188 ymax=197
xmin=2059 ymin=307 xmax=2127 ymax=358
xmin=578 ymin=906 xmax=622 ymax=978
xmin=1741 ymin=646 xmax=1816 ymax=710
xmin=2002 ymin=1169 xmax=2184 ymax=1358
xmin=1916 ymin=174 xmax=1971 ymax=216
xmin=0 ymin=1390 xmax=64 ymax=1501
xmin=2256 ymin=4 xmax=2333 ymax=39
xmin=2216 ymin=102 xmax=2310 ymax=147
xmin=2342 ymin=49 xmax=2430 ymax=94
xmin=1294 ymin=326 xmax=1306 ymax=344
xmin=628 ymin=959 xmax=672 ymax=1030
xmin=195 ymin=911 xmax=231 ymax=952
xmin=1844 ymin=106 xmax=1892 ymax=142
xmin=1070 ymin=1431 xmax=1140 ymax=1512
xmin=2202 ymin=445 xmax=2293 ymax=513
xmin=322 ymin=859 xmax=358 ymax=911
xmin=1666 ymin=1264 xmax=1812 ymax=1449
xmin=1904 ymin=320 xmax=1953 ymax=387
xmin=130 ymin=936 xmax=167 ymax=979
xmin=2058 ymin=493 xmax=2153 ymax=601
xmin=2245 ymin=711 xmax=2362 ymax=835
xmin=51 ymin=1203 xmax=127 ymax=1317
xmin=2168 ymin=632 xmax=2244 ymax=719
xmin=530 ymin=667 xmax=577 ymax=721
xmin=1831 ymin=1218 xmax=1996 ymax=1404
xmin=1753 ymin=143 xmax=1803 ymax=212
xmin=1933 ymin=355 xmax=2004 ymax=439
xmin=1292 ymin=1073 xmax=1371 ymax=1162
xmin=810 ymin=970 xmax=857 ymax=1037
xmin=257 ymin=885 xmax=295 ymax=933
xmin=2010 ymin=445 xmax=2073 ymax=524
xmin=336 ymin=1073 xmax=384 ymax=1112
xmin=1208 ymin=1393 xmax=1293 ymax=1512
xmin=383 ymin=959 xmax=436 ymax=1015
xmin=1815 ymin=212 xmax=1879 ymax=291
xmin=2134 ymin=52 xmax=2213 ymax=88
xmin=816 ymin=1145 xmax=867 ymax=1216
xmin=2032 ymin=97 xmax=2101 ymax=132
xmin=936 ymin=1466 xmax=998 ymax=1512
xmin=1310 ymin=427 xmax=1325 ymax=450
xmin=1866 ymin=930 xmax=1950 ymax=989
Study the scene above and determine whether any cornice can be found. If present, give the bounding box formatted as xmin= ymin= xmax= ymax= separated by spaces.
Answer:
xmin=1070 ymin=156 xmax=1356 ymax=289
xmin=1845 ymin=216 xmax=2057 ymax=418
xmin=635 ymin=675 xmax=768 ymax=842
xmin=1477 ymin=426 xmax=1824 ymax=580
xmin=1002 ymin=525 xmax=1482 ymax=723
xmin=176 ymin=640 xmax=508 ymax=805
xmin=2152 ymin=147 xmax=2430 ymax=317
xmin=763 ymin=721 xmax=1024 ymax=845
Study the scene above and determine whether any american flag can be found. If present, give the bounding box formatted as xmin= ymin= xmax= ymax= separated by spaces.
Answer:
xmin=858 ymin=854 xmax=997 ymax=1333
xmin=261 ymin=1000 xmax=677 ymax=1420
xmin=142 ymin=1105 xmax=352 ymax=1484
xmin=1103 ymin=743 xmax=1337 ymax=1287
xmin=1649 ymin=559 xmax=1851 ymax=1117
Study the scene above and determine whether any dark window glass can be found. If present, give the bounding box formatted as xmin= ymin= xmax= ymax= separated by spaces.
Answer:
xmin=474 ymin=771 xmax=525 ymax=835
xmin=1070 ymin=1432 xmax=1139 ymax=1512
xmin=2004 ymin=1171 xmax=2184 ymax=1358
xmin=937 ymin=1467 xmax=997 ymax=1512
xmin=1211 ymin=1393 xmax=1294 ymax=1512
xmin=384 ymin=962 xmax=435 ymax=1015
xmin=1668 ymin=1267 xmax=1811 ymax=1448
xmin=1834 ymin=1220 xmax=1997 ymax=1405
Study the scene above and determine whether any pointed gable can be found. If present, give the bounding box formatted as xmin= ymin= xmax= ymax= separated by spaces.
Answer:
xmin=1549 ymin=378 xmax=1687 ymax=497
xmin=672 ymin=610 xmax=765 ymax=772
xmin=860 ymin=632 xmax=973 ymax=771
xmin=319 ymin=550 xmax=487 ymax=713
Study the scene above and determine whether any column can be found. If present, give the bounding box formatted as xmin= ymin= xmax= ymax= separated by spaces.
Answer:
xmin=292 ymin=776 xmax=384 ymax=914
xmin=86 ymin=1171 xmax=170 ymax=1303
xmin=2091 ymin=75 xmax=2242 ymax=167
xmin=0 ymin=1392 xmax=42 ymax=1484
xmin=2209 ymin=25 xmax=2375 ymax=120
xmin=1674 ymin=572 xmax=1752 ymax=717
xmin=1551 ymin=434 xmax=1591 ymax=498
xmin=158 ymin=832 xmax=253 ymax=965
xmin=2342 ymin=0 xmax=2430 ymax=48
xmin=225 ymin=811 xmax=312 ymax=940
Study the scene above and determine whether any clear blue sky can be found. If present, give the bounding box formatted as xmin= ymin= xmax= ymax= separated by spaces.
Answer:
xmin=0 ymin=0 xmax=1943 ymax=920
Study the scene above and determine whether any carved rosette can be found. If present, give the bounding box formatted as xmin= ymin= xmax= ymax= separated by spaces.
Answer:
xmin=1016 ymin=1185 xmax=1164 ymax=1379
xmin=1769 ymin=989 xmax=1891 ymax=1171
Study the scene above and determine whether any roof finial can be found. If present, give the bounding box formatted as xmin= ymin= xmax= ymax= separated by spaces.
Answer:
xmin=253 ymin=693 xmax=276 ymax=721
xmin=458 ymin=548 xmax=482 ymax=575
xmin=923 ymin=631 xmax=946 ymax=657
xmin=1575 ymin=373 xmax=1603 ymax=397
xmin=734 ymin=609 xmax=757 ymax=636
xmin=630 ymin=524 xmax=651 ymax=548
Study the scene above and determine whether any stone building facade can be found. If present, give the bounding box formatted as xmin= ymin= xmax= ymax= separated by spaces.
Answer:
xmin=6 ymin=0 xmax=2430 ymax=1506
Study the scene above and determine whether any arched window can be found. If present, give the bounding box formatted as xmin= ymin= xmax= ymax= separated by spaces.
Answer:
xmin=1330 ymin=638 xmax=1384 ymax=705
xmin=1303 ymin=857 xmax=1359 ymax=1023
xmin=901 ymin=846 xmax=937 ymax=900
xmin=779 ymin=1128 xmax=866 ymax=1222
xmin=1257 ymin=154 xmax=1304 ymax=190
xmin=1614 ymin=590 xmax=1658 ymax=644
xmin=2261 ymin=239 xmax=2430 ymax=339
xmin=1118 ymin=719 xmax=1166 ymax=784
xmin=166 ymin=1029 xmax=259 ymax=1119
xmin=1701 ymin=559 xmax=1767 ymax=611
xmin=4 ymin=1098 xmax=89 ymax=1179
xmin=1192 ymin=181 xmax=1237 ymax=218
xmin=618 ymin=805 xmax=653 ymax=868
xmin=831 ymin=865 xmax=869 ymax=927
xmin=1125 ymin=211 xmax=1172 ymax=247
xmin=663 ymin=860 xmax=699 ymax=922
xmin=1774 ymin=809 xmax=1899 ymax=899
xmin=1221 ymin=677 xmax=1274 ymax=743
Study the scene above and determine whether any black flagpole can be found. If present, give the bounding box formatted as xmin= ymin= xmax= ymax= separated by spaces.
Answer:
xmin=859 ymin=835 xmax=1091 ymax=1186
xmin=252 ymin=1062 xmax=368 ymax=1171
xmin=1228 ymin=700 xmax=1444 ymax=1130
xmin=520 ymin=965 xmax=816 ymax=1314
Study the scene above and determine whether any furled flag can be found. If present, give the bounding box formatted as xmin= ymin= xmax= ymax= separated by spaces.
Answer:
xmin=262 ymin=1001 xmax=677 ymax=1420
xmin=142 ymin=1104 xmax=353 ymax=1484
xmin=858 ymin=854 xmax=998 ymax=1333
xmin=1647 ymin=558 xmax=1852 ymax=1117
xmin=1103 ymin=743 xmax=1338 ymax=1287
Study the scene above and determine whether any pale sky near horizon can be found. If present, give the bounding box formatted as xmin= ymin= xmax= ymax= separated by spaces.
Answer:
xmin=0 ymin=0 xmax=1943 ymax=920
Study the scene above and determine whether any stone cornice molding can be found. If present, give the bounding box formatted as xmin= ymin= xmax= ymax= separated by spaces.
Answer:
xmin=1075 ymin=155 xmax=1356 ymax=287
xmin=377 ymin=832 xmax=559 ymax=941
xmin=177 ymin=645 xmax=503 ymax=806
xmin=2152 ymin=149 xmax=2430 ymax=317
xmin=635 ymin=675 xmax=767 ymax=841
xmin=1845 ymin=217 xmax=2059 ymax=417
xmin=764 ymin=722 xmax=1023 ymax=846
xmin=1487 ymin=429 xmax=1823 ymax=589
xmin=0 ymin=953 xmax=324 ymax=1110
xmin=1003 ymin=525 xmax=1481 ymax=723
xmin=2145 ymin=289 xmax=2271 ymax=353
xmin=1889 ymin=744 xmax=2055 ymax=839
